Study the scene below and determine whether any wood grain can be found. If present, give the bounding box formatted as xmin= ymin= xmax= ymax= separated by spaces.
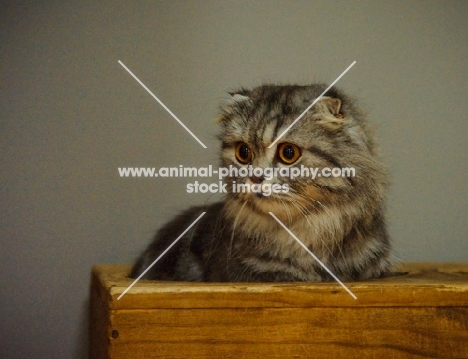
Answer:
xmin=90 ymin=263 xmax=468 ymax=359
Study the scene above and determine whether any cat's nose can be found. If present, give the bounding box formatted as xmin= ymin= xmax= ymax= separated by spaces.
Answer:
xmin=250 ymin=176 xmax=264 ymax=184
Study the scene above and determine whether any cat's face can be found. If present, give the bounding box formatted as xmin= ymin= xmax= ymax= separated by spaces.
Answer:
xmin=217 ymin=85 xmax=373 ymax=218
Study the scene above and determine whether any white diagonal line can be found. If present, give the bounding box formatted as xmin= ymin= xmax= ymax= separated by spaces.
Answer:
xmin=268 ymin=61 xmax=356 ymax=148
xmin=118 ymin=60 xmax=207 ymax=149
xmin=117 ymin=211 xmax=206 ymax=300
xmin=269 ymin=212 xmax=357 ymax=300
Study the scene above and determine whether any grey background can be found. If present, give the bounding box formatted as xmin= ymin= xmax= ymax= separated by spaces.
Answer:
xmin=1 ymin=1 xmax=467 ymax=358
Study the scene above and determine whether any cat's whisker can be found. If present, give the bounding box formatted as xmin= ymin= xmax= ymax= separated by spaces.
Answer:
xmin=278 ymin=198 xmax=293 ymax=226
xmin=229 ymin=200 xmax=247 ymax=258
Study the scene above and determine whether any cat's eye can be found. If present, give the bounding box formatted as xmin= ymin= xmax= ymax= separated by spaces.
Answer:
xmin=235 ymin=143 xmax=252 ymax=164
xmin=277 ymin=143 xmax=301 ymax=164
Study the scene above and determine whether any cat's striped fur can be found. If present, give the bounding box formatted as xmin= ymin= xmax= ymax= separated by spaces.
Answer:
xmin=131 ymin=84 xmax=391 ymax=282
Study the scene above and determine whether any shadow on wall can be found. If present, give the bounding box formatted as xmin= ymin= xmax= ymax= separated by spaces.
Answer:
xmin=74 ymin=299 xmax=88 ymax=359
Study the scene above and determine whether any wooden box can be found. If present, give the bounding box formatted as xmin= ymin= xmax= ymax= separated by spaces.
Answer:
xmin=90 ymin=263 xmax=468 ymax=358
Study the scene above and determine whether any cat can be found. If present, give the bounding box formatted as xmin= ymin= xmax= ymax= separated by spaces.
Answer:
xmin=130 ymin=84 xmax=391 ymax=282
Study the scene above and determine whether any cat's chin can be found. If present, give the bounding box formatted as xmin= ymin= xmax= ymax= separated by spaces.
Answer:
xmin=230 ymin=193 xmax=305 ymax=221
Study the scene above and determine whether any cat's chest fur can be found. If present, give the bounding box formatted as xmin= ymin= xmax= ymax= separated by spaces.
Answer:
xmin=202 ymin=202 xmax=381 ymax=282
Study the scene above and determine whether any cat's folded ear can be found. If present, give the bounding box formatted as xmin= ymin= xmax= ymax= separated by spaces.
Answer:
xmin=216 ymin=90 xmax=252 ymax=123
xmin=321 ymin=97 xmax=342 ymax=116
xmin=228 ymin=92 xmax=251 ymax=103
xmin=313 ymin=96 xmax=346 ymax=130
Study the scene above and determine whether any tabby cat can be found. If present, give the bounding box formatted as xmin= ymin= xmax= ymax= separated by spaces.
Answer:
xmin=131 ymin=84 xmax=391 ymax=282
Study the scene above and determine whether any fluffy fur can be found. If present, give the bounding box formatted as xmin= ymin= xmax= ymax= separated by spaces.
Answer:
xmin=131 ymin=84 xmax=391 ymax=282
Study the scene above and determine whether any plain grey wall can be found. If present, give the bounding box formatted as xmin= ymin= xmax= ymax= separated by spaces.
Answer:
xmin=1 ymin=1 xmax=467 ymax=357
